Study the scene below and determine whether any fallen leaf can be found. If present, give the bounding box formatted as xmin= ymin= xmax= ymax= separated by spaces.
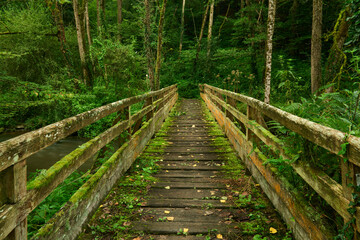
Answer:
xmin=165 ymin=186 xmax=171 ymax=189
xmin=255 ymin=184 xmax=260 ymax=187
xmin=167 ymin=217 xmax=174 ymax=221
xmin=204 ymin=211 xmax=214 ymax=216
xmin=270 ymin=227 xmax=277 ymax=234
xmin=192 ymin=125 xmax=195 ymax=128
xmin=193 ymin=164 xmax=197 ymax=167
xmin=226 ymin=185 xmax=230 ymax=188
xmin=123 ymin=221 xmax=131 ymax=226
xmin=164 ymin=210 xmax=170 ymax=214
xmin=133 ymin=237 xmax=141 ymax=240
xmin=166 ymin=170 xmax=169 ymax=172
xmin=183 ymin=228 xmax=189 ymax=233
xmin=220 ymin=200 xmax=226 ymax=203
xmin=216 ymin=234 xmax=223 ymax=239
xmin=210 ymin=191 xmax=216 ymax=195
xmin=197 ymin=190 xmax=202 ymax=193
xmin=224 ymin=221 xmax=232 ymax=225
xmin=221 ymin=196 xmax=228 ymax=200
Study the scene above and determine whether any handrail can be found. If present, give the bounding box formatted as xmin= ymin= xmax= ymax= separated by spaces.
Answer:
xmin=200 ymin=84 xmax=360 ymax=240
xmin=0 ymin=85 xmax=178 ymax=240
xmin=0 ymin=85 xmax=176 ymax=172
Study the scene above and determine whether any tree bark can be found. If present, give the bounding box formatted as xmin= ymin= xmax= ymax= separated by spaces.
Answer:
xmin=241 ymin=0 xmax=245 ymax=18
xmin=324 ymin=7 xmax=351 ymax=92
xmin=194 ymin=1 xmax=210 ymax=68
xmin=207 ymin=0 xmax=214 ymax=58
xmin=117 ymin=0 xmax=123 ymax=41
xmin=264 ymin=0 xmax=276 ymax=104
xmin=154 ymin=0 xmax=167 ymax=90
xmin=145 ymin=0 xmax=155 ymax=90
xmin=85 ymin=0 xmax=92 ymax=46
xmin=73 ymin=0 xmax=92 ymax=87
xmin=97 ymin=0 xmax=101 ymax=34
xmin=311 ymin=0 xmax=322 ymax=95
xmin=179 ymin=0 xmax=186 ymax=54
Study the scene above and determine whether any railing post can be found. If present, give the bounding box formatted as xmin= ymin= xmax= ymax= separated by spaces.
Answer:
xmin=225 ymin=95 xmax=236 ymax=122
xmin=124 ymin=106 xmax=131 ymax=140
xmin=246 ymin=106 xmax=256 ymax=141
xmin=2 ymin=161 xmax=27 ymax=240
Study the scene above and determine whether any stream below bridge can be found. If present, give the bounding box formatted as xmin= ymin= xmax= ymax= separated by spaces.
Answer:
xmin=0 ymin=132 xmax=95 ymax=176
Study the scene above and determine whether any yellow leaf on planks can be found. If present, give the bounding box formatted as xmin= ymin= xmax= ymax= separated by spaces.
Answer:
xmin=270 ymin=227 xmax=277 ymax=234
xmin=216 ymin=234 xmax=223 ymax=239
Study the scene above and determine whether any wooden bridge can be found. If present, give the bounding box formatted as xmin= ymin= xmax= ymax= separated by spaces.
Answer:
xmin=1 ymin=84 xmax=360 ymax=239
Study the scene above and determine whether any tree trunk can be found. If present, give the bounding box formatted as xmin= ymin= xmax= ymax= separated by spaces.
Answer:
xmin=194 ymin=1 xmax=210 ymax=68
xmin=117 ymin=0 xmax=123 ymax=41
xmin=264 ymin=0 xmax=276 ymax=104
xmin=207 ymin=0 xmax=214 ymax=58
xmin=101 ymin=0 xmax=106 ymax=24
xmin=145 ymin=0 xmax=155 ymax=90
xmin=73 ymin=0 xmax=92 ymax=87
xmin=324 ymin=7 xmax=351 ymax=92
xmin=97 ymin=0 xmax=102 ymax=34
xmin=45 ymin=1 xmax=69 ymax=68
xmin=154 ymin=0 xmax=167 ymax=90
xmin=311 ymin=0 xmax=322 ymax=95
xmin=179 ymin=0 xmax=186 ymax=54
xmin=241 ymin=0 xmax=245 ymax=18
xmin=85 ymin=1 xmax=92 ymax=46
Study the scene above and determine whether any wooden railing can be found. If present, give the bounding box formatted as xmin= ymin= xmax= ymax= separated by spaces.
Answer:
xmin=200 ymin=84 xmax=360 ymax=240
xmin=0 ymin=85 xmax=178 ymax=240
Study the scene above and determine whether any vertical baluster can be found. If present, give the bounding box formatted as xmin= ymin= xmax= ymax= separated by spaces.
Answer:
xmin=3 ymin=161 xmax=27 ymax=240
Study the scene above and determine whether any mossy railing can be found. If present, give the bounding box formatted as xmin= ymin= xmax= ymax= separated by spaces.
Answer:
xmin=0 ymin=85 xmax=178 ymax=240
xmin=200 ymin=84 xmax=360 ymax=240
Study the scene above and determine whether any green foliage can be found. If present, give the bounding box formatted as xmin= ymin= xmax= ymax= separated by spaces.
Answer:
xmin=27 ymin=170 xmax=89 ymax=238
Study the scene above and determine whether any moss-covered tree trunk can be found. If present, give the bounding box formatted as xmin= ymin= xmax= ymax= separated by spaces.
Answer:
xmin=145 ymin=0 xmax=155 ymax=90
xmin=179 ymin=0 xmax=186 ymax=55
xmin=117 ymin=0 xmax=123 ymax=41
xmin=194 ymin=1 xmax=209 ymax=69
xmin=311 ymin=0 xmax=322 ymax=95
xmin=85 ymin=1 xmax=92 ymax=46
xmin=264 ymin=0 xmax=276 ymax=104
xmin=154 ymin=0 xmax=167 ymax=90
xmin=73 ymin=0 xmax=92 ymax=87
xmin=324 ymin=7 xmax=351 ymax=93
xmin=207 ymin=0 xmax=214 ymax=58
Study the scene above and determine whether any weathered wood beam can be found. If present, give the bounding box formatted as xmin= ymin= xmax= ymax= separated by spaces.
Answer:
xmin=0 ymin=85 xmax=176 ymax=172
xmin=203 ymin=84 xmax=360 ymax=167
xmin=205 ymin=88 xmax=353 ymax=223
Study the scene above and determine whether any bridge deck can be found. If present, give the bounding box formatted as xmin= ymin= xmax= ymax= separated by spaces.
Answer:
xmin=79 ymin=99 xmax=289 ymax=239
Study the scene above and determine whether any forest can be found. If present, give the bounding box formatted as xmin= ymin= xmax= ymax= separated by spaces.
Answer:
xmin=1 ymin=0 xmax=360 ymax=239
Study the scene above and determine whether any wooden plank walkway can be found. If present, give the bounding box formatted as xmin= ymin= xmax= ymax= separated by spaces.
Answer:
xmin=79 ymin=99 xmax=291 ymax=240
xmin=133 ymin=99 xmax=238 ymax=238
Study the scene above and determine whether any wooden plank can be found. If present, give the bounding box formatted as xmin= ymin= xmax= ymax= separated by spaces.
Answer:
xmin=203 ymin=84 xmax=360 ymax=167
xmin=0 ymin=85 xmax=177 ymax=172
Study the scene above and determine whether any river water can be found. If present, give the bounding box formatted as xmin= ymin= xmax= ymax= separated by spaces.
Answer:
xmin=0 ymin=132 xmax=95 ymax=175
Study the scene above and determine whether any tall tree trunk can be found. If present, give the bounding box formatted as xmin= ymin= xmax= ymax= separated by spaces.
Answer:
xmin=73 ymin=0 xmax=92 ymax=87
xmin=101 ymin=0 xmax=106 ymax=27
xmin=194 ymin=1 xmax=210 ymax=68
xmin=324 ymin=7 xmax=351 ymax=92
xmin=97 ymin=0 xmax=102 ymax=34
xmin=241 ymin=0 xmax=245 ymax=18
xmin=85 ymin=1 xmax=92 ymax=46
xmin=145 ymin=0 xmax=155 ymax=90
xmin=179 ymin=0 xmax=186 ymax=54
xmin=154 ymin=0 xmax=167 ymax=90
xmin=207 ymin=0 xmax=214 ymax=58
xmin=117 ymin=0 xmax=123 ymax=41
xmin=311 ymin=0 xmax=322 ymax=95
xmin=46 ymin=1 xmax=69 ymax=68
xmin=264 ymin=0 xmax=276 ymax=104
